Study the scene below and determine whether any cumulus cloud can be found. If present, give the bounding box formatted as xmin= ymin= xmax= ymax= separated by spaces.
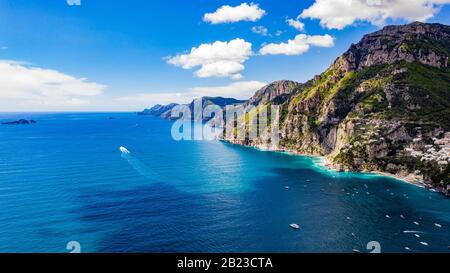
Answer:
xmin=301 ymin=0 xmax=450 ymax=30
xmin=286 ymin=18 xmax=305 ymax=31
xmin=190 ymin=81 xmax=267 ymax=100
xmin=252 ymin=26 xmax=269 ymax=36
xmin=259 ymin=34 xmax=334 ymax=56
xmin=166 ymin=38 xmax=253 ymax=80
xmin=66 ymin=0 xmax=81 ymax=6
xmin=305 ymin=34 xmax=335 ymax=47
xmin=203 ymin=3 xmax=266 ymax=24
xmin=0 ymin=60 xmax=105 ymax=110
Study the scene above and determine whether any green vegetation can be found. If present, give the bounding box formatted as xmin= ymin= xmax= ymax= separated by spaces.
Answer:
xmin=399 ymin=62 xmax=450 ymax=130
xmin=403 ymin=38 xmax=450 ymax=60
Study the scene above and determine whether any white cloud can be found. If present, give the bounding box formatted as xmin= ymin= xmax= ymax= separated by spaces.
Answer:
xmin=166 ymin=38 xmax=253 ymax=80
xmin=259 ymin=34 xmax=334 ymax=56
xmin=301 ymin=0 xmax=450 ymax=30
xmin=252 ymin=26 xmax=269 ymax=36
xmin=305 ymin=34 xmax=335 ymax=47
xmin=203 ymin=3 xmax=266 ymax=24
xmin=275 ymin=30 xmax=285 ymax=36
xmin=190 ymin=81 xmax=267 ymax=100
xmin=66 ymin=0 xmax=81 ymax=6
xmin=0 ymin=60 xmax=105 ymax=110
xmin=286 ymin=18 xmax=305 ymax=31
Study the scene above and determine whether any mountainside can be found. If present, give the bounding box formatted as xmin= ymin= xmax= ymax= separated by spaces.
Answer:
xmin=226 ymin=22 xmax=450 ymax=194
xmin=140 ymin=97 xmax=246 ymax=121
xmin=247 ymin=80 xmax=302 ymax=106
xmin=138 ymin=103 xmax=179 ymax=117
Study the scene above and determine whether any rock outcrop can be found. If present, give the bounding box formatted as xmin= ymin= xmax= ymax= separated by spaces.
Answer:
xmin=337 ymin=22 xmax=450 ymax=74
xmin=247 ymin=80 xmax=302 ymax=106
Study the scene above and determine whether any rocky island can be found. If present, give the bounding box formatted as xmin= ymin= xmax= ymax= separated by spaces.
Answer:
xmin=1 ymin=119 xmax=37 ymax=125
xmin=141 ymin=22 xmax=450 ymax=196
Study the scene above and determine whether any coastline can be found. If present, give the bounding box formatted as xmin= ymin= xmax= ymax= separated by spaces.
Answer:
xmin=318 ymin=156 xmax=427 ymax=189
xmin=221 ymin=140 xmax=435 ymax=191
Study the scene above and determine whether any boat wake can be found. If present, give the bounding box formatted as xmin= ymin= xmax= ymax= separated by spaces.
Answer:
xmin=119 ymin=146 xmax=158 ymax=180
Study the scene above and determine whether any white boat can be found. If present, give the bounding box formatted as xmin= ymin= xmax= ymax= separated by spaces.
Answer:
xmin=420 ymin=242 xmax=429 ymax=246
xmin=119 ymin=146 xmax=130 ymax=154
xmin=434 ymin=223 xmax=442 ymax=228
xmin=285 ymin=186 xmax=290 ymax=190
xmin=413 ymin=221 xmax=420 ymax=225
xmin=414 ymin=234 xmax=421 ymax=238
xmin=405 ymin=247 xmax=411 ymax=251
xmin=290 ymin=224 xmax=300 ymax=230
xmin=403 ymin=230 xmax=423 ymax=234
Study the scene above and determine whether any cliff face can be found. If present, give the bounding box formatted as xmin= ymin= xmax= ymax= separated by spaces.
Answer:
xmin=337 ymin=22 xmax=449 ymax=73
xmin=226 ymin=22 xmax=450 ymax=192
xmin=247 ymin=80 xmax=302 ymax=106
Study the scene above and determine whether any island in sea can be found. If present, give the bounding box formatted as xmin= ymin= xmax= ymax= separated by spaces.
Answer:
xmin=139 ymin=22 xmax=450 ymax=196
xmin=1 ymin=119 xmax=37 ymax=125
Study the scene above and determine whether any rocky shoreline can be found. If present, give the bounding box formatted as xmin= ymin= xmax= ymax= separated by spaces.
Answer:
xmin=223 ymin=140 xmax=449 ymax=197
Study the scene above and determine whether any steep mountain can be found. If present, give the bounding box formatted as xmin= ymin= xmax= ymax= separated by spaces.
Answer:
xmin=140 ymin=97 xmax=246 ymax=121
xmin=138 ymin=103 xmax=179 ymax=117
xmin=226 ymin=22 xmax=450 ymax=194
xmin=186 ymin=96 xmax=247 ymax=122
xmin=190 ymin=96 xmax=246 ymax=109
xmin=246 ymin=80 xmax=303 ymax=106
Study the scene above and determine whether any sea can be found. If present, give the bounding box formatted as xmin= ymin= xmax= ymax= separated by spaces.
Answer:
xmin=0 ymin=112 xmax=449 ymax=253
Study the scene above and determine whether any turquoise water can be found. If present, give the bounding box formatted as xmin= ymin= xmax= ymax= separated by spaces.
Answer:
xmin=0 ymin=112 xmax=449 ymax=253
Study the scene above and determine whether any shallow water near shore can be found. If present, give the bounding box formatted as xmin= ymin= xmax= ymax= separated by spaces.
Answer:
xmin=0 ymin=112 xmax=449 ymax=253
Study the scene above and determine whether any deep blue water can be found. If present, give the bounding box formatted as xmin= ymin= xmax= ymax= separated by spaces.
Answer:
xmin=0 ymin=112 xmax=449 ymax=253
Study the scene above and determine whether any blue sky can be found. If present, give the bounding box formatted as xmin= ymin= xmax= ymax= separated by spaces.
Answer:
xmin=0 ymin=0 xmax=449 ymax=111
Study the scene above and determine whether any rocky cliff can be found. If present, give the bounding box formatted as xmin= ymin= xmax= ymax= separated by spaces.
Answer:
xmin=247 ymin=80 xmax=302 ymax=106
xmin=225 ymin=22 xmax=450 ymax=194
